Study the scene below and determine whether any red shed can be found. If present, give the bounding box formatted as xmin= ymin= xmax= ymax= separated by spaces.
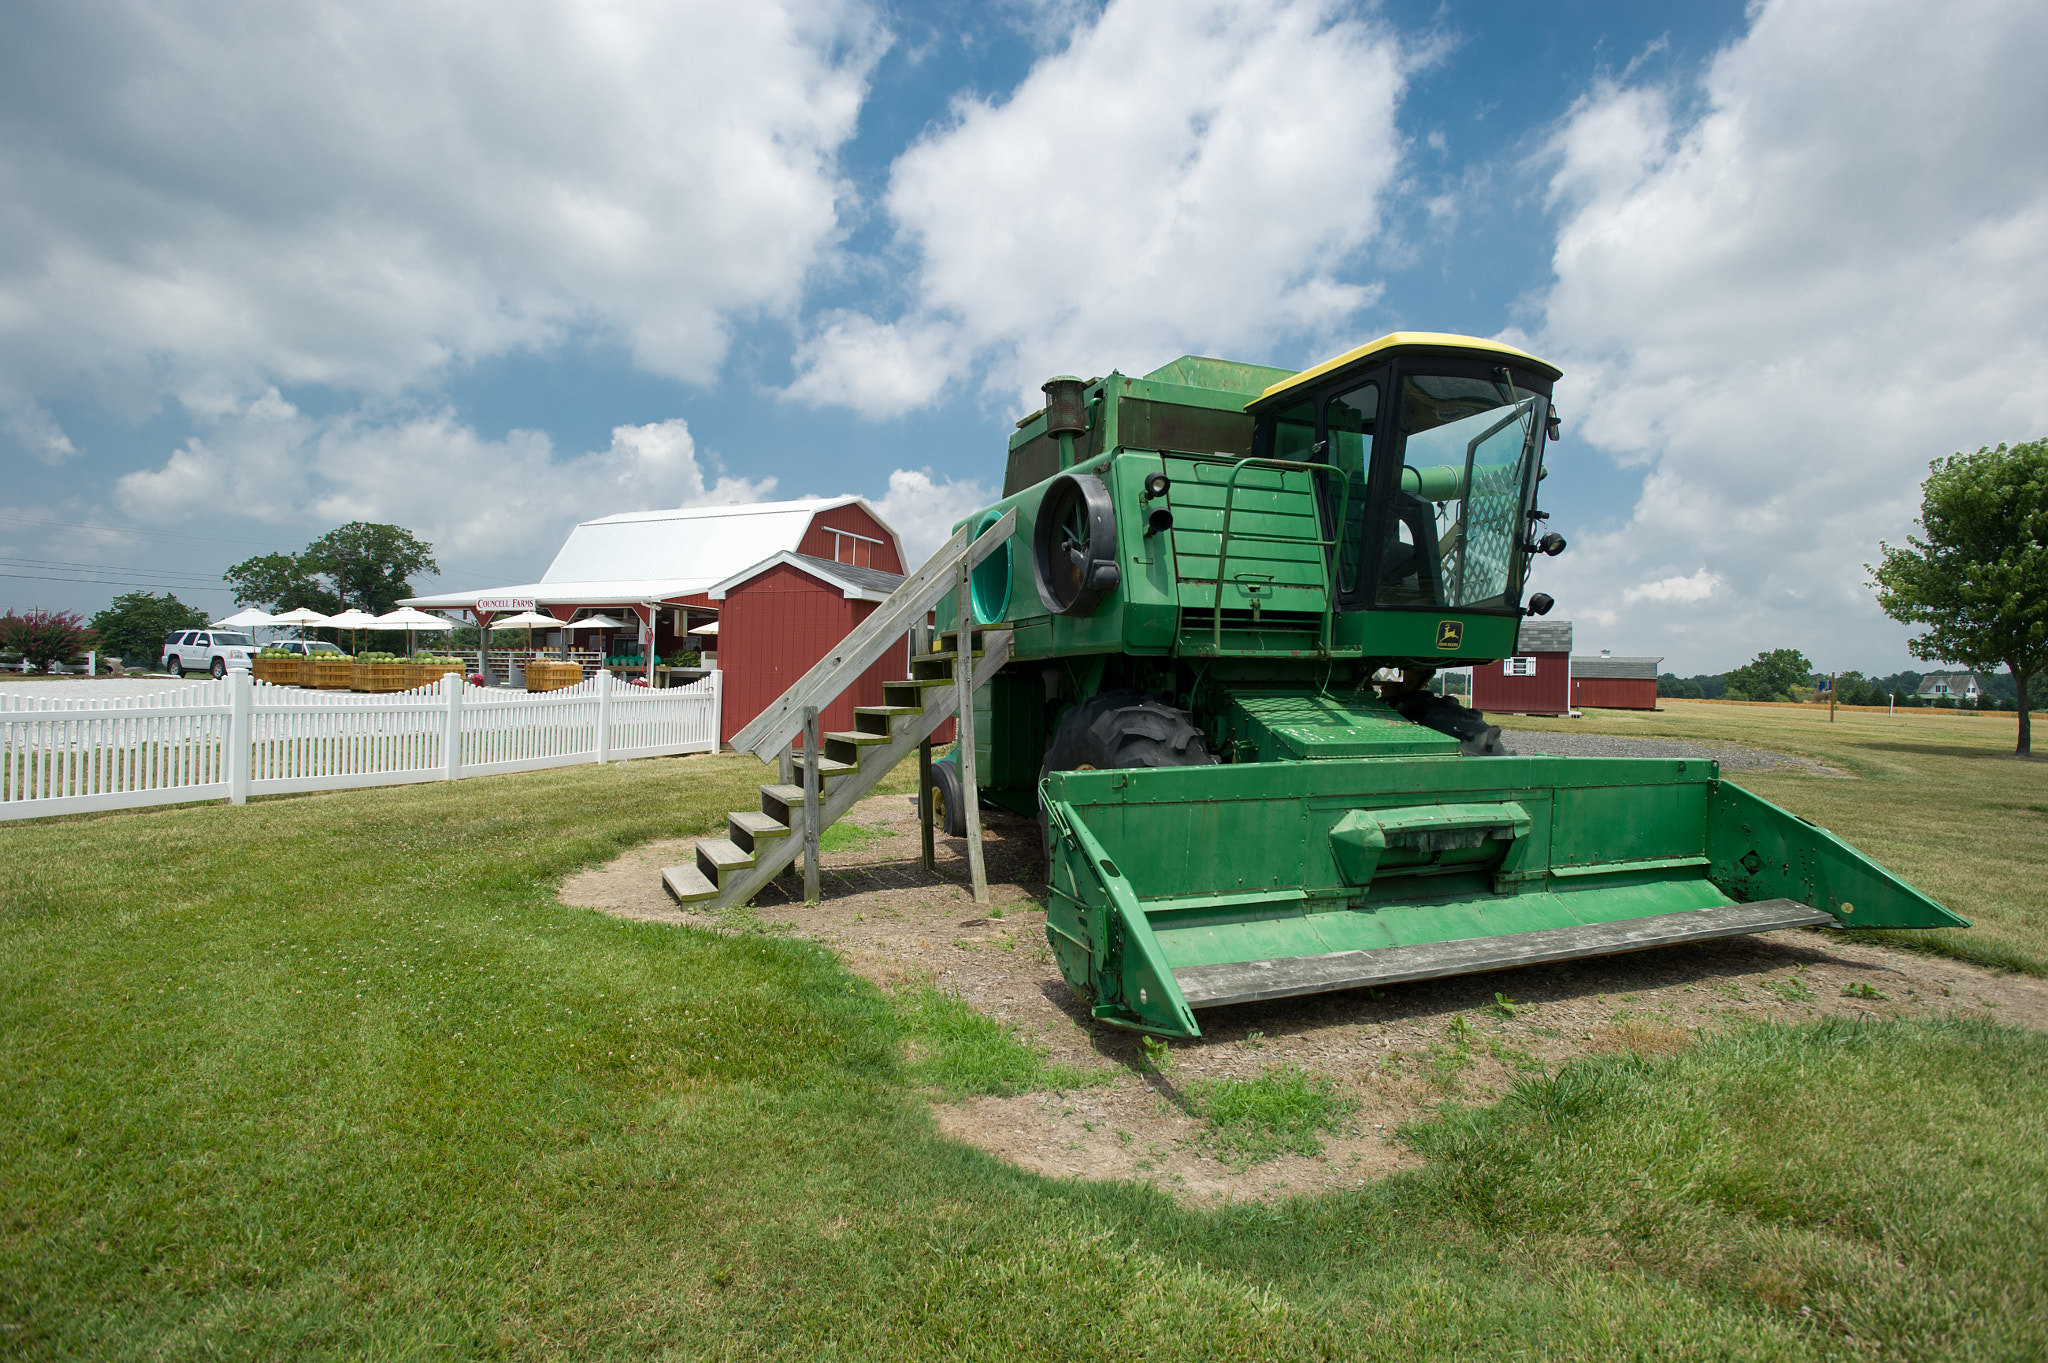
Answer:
xmin=1471 ymin=619 xmax=1573 ymax=717
xmin=1570 ymin=651 xmax=1663 ymax=710
xmin=709 ymin=552 xmax=915 ymax=745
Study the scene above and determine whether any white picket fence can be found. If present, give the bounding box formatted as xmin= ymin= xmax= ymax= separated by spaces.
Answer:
xmin=0 ymin=669 xmax=722 ymax=822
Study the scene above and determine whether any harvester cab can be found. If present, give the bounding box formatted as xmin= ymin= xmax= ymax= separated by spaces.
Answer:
xmin=931 ymin=332 xmax=1964 ymax=1037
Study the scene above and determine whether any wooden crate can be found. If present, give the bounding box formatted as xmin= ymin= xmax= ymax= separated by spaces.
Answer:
xmin=309 ymin=658 xmax=352 ymax=689
xmin=525 ymin=661 xmax=584 ymax=692
xmin=349 ymin=662 xmax=411 ymax=693
xmin=406 ymin=662 xmax=466 ymax=690
xmin=252 ymin=657 xmax=300 ymax=687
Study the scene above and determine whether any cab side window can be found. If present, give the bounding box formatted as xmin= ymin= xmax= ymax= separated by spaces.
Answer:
xmin=1322 ymin=384 xmax=1377 ymax=596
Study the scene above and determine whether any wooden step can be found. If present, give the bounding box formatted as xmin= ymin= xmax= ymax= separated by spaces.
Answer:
xmin=883 ymin=678 xmax=952 ymax=705
xmin=853 ymin=704 xmax=920 ymax=737
xmin=727 ymin=810 xmax=789 ymax=854
xmin=822 ymin=729 xmax=889 ymax=764
xmin=761 ymin=784 xmax=809 ymax=827
xmin=695 ymin=837 xmax=754 ymax=885
xmin=661 ymin=862 xmax=717 ymax=904
xmin=795 ymin=755 xmax=856 ymax=780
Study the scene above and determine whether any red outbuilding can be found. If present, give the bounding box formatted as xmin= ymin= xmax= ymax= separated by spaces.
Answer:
xmin=1471 ymin=619 xmax=1574 ymax=717
xmin=1570 ymin=650 xmax=1663 ymax=710
xmin=707 ymin=552 xmax=929 ymax=746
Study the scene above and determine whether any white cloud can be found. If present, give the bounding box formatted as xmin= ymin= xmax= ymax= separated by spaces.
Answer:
xmin=1622 ymin=568 xmax=1720 ymax=606
xmin=788 ymin=0 xmax=1405 ymax=417
xmin=0 ymin=0 xmax=881 ymax=416
xmin=3 ymin=401 xmax=80 ymax=466
xmin=1534 ymin=0 xmax=2048 ymax=671
xmin=865 ymin=467 xmax=1001 ymax=566
xmin=113 ymin=397 xmax=775 ymax=573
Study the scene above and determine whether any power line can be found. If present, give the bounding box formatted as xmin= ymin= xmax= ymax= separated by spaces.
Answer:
xmin=0 ymin=555 xmax=229 ymax=583
xmin=0 ymin=570 xmax=233 ymax=591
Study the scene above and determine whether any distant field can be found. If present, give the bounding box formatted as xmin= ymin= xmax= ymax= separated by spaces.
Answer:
xmin=2 ymin=721 xmax=2044 ymax=1358
xmin=1506 ymin=700 xmax=2047 ymax=974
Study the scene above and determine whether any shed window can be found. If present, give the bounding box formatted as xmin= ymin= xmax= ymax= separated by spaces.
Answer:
xmin=1504 ymin=656 xmax=1537 ymax=677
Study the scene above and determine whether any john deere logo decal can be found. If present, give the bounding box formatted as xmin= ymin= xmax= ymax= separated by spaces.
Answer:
xmin=1435 ymin=620 xmax=1463 ymax=650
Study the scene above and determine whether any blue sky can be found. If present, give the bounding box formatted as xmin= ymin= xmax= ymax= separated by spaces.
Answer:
xmin=4 ymin=0 xmax=2044 ymax=674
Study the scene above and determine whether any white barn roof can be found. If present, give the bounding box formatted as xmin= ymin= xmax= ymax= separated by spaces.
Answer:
xmin=402 ymin=497 xmax=903 ymax=611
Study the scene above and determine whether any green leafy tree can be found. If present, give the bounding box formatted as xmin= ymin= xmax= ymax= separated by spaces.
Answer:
xmin=1722 ymin=648 xmax=1812 ymax=703
xmin=87 ymin=591 xmax=210 ymax=669
xmin=307 ymin=522 xmax=438 ymax=615
xmin=225 ymin=523 xmax=438 ymax=616
xmin=223 ymin=551 xmax=340 ymax=615
xmin=0 ymin=609 xmax=95 ymax=672
xmin=1871 ymin=439 xmax=2048 ymax=755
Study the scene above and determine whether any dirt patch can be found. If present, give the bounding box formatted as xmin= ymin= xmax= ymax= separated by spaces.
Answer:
xmin=562 ymin=794 xmax=2048 ymax=1206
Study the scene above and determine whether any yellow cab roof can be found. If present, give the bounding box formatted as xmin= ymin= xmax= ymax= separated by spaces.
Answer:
xmin=1251 ymin=332 xmax=1561 ymax=409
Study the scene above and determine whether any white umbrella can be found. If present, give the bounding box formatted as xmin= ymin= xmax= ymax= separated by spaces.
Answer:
xmin=268 ymin=606 xmax=331 ymax=640
xmin=490 ymin=610 xmax=560 ymax=655
xmin=324 ymin=608 xmax=381 ymax=654
xmin=213 ymin=608 xmax=278 ymax=629
xmin=567 ymin=612 xmax=625 ymax=661
xmin=373 ymin=608 xmax=454 ymax=657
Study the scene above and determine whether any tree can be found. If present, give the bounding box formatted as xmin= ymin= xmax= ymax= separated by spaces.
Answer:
xmin=223 ymin=551 xmax=340 ymax=615
xmin=0 ymin=609 xmax=95 ymax=672
xmin=308 ymin=522 xmax=438 ymax=615
xmin=225 ymin=522 xmax=439 ymax=616
xmin=1722 ymin=648 xmax=1812 ymax=703
xmin=87 ymin=591 xmax=210 ymax=669
xmin=1871 ymin=439 xmax=2048 ymax=755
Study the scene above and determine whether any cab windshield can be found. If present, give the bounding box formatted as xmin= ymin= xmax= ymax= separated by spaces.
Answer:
xmin=1373 ymin=372 xmax=1545 ymax=610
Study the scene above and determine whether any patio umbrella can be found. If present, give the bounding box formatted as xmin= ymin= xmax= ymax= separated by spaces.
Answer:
xmin=213 ymin=608 xmax=278 ymax=629
xmin=323 ymin=608 xmax=382 ymax=655
xmin=568 ymin=612 xmax=626 ymax=660
xmin=372 ymin=607 xmax=455 ymax=657
xmin=268 ymin=606 xmax=331 ymax=641
xmin=490 ymin=610 xmax=560 ymax=656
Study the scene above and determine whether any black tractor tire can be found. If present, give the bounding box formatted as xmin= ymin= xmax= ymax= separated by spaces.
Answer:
xmin=166 ymin=658 xmax=184 ymax=678
xmin=1038 ymin=689 xmax=1216 ymax=852
xmin=920 ymin=759 xmax=968 ymax=838
xmin=210 ymin=657 xmax=228 ymax=680
xmin=1393 ymin=691 xmax=1514 ymax=756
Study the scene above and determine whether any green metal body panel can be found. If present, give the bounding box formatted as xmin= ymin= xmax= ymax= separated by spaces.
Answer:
xmin=1040 ymin=757 xmax=1966 ymax=1036
xmin=1219 ymin=689 xmax=1461 ymax=761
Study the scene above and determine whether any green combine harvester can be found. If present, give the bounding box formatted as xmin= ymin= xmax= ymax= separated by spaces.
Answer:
xmin=923 ymin=331 xmax=1965 ymax=1038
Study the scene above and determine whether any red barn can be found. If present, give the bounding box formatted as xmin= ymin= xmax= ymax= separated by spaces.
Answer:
xmin=709 ymin=552 xmax=922 ymax=746
xmin=403 ymin=496 xmax=908 ymax=695
xmin=1472 ymin=620 xmax=1573 ymax=717
xmin=1570 ymin=651 xmax=1663 ymax=710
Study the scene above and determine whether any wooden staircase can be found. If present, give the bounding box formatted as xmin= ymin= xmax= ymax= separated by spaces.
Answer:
xmin=661 ymin=510 xmax=1015 ymax=913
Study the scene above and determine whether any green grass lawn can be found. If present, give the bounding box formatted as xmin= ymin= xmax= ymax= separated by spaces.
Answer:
xmin=3 ymin=728 xmax=2046 ymax=1358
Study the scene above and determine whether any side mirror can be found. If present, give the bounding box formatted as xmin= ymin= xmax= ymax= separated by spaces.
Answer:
xmin=1546 ymin=412 xmax=1561 ymax=442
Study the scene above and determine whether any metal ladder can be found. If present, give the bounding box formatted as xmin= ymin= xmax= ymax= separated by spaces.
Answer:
xmin=660 ymin=511 xmax=1015 ymax=913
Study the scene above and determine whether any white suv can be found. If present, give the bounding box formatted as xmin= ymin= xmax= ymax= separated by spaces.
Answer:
xmin=161 ymin=631 xmax=256 ymax=678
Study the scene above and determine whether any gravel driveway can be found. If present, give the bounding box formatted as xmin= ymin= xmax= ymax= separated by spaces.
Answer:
xmin=1499 ymin=727 xmax=1845 ymax=775
xmin=0 ymin=676 xmax=195 ymax=703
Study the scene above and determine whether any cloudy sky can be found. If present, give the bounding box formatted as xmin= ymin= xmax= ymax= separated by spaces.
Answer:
xmin=5 ymin=0 xmax=2044 ymax=673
